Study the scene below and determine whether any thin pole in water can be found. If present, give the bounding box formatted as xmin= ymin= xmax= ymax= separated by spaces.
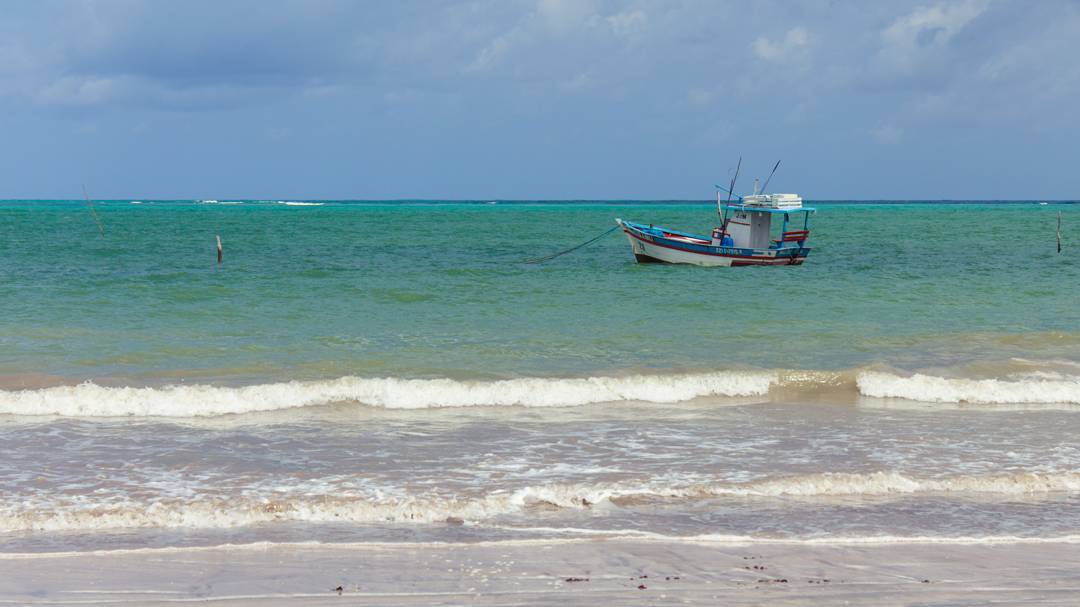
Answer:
xmin=216 ymin=234 xmax=223 ymax=264
xmin=82 ymin=185 xmax=104 ymax=237
xmin=1058 ymin=212 xmax=1062 ymax=254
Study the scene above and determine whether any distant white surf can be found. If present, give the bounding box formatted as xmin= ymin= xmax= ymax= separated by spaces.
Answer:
xmin=278 ymin=201 xmax=324 ymax=206
xmin=0 ymin=371 xmax=777 ymax=417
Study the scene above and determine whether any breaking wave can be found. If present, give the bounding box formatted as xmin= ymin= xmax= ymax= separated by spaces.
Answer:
xmin=2 ymin=365 xmax=1079 ymax=417
xmin=856 ymin=371 xmax=1080 ymax=404
xmin=0 ymin=371 xmax=776 ymax=417
xmin=4 ymin=472 xmax=1078 ymax=533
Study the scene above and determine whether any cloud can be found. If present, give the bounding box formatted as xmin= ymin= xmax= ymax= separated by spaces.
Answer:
xmin=467 ymin=25 xmax=527 ymax=72
xmin=35 ymin=74 xmax=272 ymax=110
xmin=536 ymin=0 xmax=598 ymax=32
xmin=753 ymin=27 xmax=810 ymax=62
xmin=561 ymin=71 xmax=592 ymax=91
xmin=878 ymin=0 xmax=987 ymax=72
xmin=602 ymin=9 xmax=648 ymax=37
xmin=3 ymin=0 xmax=1080 ymax=199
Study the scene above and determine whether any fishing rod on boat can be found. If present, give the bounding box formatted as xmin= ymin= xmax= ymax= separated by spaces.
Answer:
xmin=760 ymin=159 xmax=781 ymax=193
xmin=713 ymin=184 xmax=742 ymax=199
xmin=522 ymin=225 xmax=620 ymax=264
xmin=715 ymin=156 xmax=741 ymax=243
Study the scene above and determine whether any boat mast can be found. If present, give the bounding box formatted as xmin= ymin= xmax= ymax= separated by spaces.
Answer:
xmin=717 ymin=156 xmax=741 ymax=243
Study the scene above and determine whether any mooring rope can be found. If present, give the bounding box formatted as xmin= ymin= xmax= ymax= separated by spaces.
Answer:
xmin=522 ymin=225 xmax=620 ymax=264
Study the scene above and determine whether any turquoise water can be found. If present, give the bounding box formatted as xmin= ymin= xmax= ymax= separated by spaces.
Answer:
xmin=2 ymin=200 xmax=1080 ymax=553
xmin=1 ymin=200 xmax=1077 ymax=383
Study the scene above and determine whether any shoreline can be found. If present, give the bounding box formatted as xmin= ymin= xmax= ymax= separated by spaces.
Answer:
xmin=2 ymin=538 xmax=1079 ymax=605
xmin=6 ymin=531 xmax=1080 ymax=559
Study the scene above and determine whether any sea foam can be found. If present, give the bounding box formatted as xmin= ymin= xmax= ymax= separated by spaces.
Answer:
xmin=4 ymin=471 xmax=1078 ymax=533
xmin=0 ymin=371 xmax=776 ymax=417
xmin=856 ymin=371 xmax=1080 ymax=404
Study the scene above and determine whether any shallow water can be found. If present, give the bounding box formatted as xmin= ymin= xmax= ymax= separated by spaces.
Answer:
xmin=0 ymin=200 xmax=1077 ymax=552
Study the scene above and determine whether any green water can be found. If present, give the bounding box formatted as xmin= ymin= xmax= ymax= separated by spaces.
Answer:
xmin=1 ymin=201 xmax=1076 ymax=382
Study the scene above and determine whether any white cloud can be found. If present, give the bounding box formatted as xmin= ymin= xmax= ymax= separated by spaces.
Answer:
xmin=753 ymin=27 xmax=810 ymax=62
xmin=879 ymin=1 xmax=986 ymax=71
xmin=467 ymin=25 xmax=526 ymax=72
xmin=603 ymin=9 xmax=648 ymax=37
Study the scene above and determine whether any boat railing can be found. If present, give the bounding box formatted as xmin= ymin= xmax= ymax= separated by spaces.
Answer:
xmin=774 ymin=229 xmax=809 ymax=243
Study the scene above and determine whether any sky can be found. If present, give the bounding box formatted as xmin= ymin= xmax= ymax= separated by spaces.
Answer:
xmin=1 ymin=0 xmax=1078 ymax=200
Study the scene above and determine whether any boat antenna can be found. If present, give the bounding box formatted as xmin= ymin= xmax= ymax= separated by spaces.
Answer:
xmin=82 ymin=184 xmax=105 ymax=237
xmin=727 ymin=156 xmax=742 ymax=204
xmin=715 ymin=157 xmax=741 ymax=244
xmin=761 ymin=159 xmax=781 ymax=193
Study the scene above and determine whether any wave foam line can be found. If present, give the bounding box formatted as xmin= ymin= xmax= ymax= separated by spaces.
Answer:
xmin=0 ymin=372 xmax=776 ymax=417
xmin=4 ymin=472 xmax=1078 ymax=533
xmin=857 ymin=371 xmax=1080 ymax=404
xmin=9 ymin=533 xmax=1080 ymax=561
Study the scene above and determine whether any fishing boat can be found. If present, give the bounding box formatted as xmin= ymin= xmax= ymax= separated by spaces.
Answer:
xmin=616 ymin=161 xmax=815 ymax=267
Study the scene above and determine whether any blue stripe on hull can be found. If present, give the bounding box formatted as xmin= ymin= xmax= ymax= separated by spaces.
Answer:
xmin=622 ymin=224 xmax=811 ymax=263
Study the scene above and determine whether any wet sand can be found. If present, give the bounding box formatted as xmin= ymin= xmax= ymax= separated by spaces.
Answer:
xmin=2 ymin=538 xmax=1079 ymax=605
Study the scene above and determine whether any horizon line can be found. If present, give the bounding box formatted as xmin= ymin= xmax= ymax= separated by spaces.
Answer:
xmin=2 ymin=198 xmax=1078 ymax=203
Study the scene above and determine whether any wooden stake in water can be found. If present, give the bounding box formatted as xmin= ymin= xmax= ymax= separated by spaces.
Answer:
xmin=216 ymin=234 xmax=223 ymax=264
xmin=82 ymin=185 xmax=104 ymax=237
xmin=1058 ymin=212 xmax=1063 ymax=254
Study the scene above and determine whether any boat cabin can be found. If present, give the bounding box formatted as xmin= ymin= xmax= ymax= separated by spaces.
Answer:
xmin=713 ymin=193 xmax=815 ymax=250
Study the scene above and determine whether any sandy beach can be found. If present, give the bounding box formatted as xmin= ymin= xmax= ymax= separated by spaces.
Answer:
xmin=3 ymin=537 xmax=1080 ymax=605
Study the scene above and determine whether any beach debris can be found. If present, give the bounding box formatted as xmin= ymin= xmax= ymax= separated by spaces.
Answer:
xmin=444 ymin=516 xmax=465 ymax=525
xmin=637 ymin=584 xmax=647 ymax=590
xmin=334 ymin=585 xmax=343 ymax=594
xmin=216 ymin=235 xmax=223 ymax=264
xmin=82 ymin=185 xmax=105 ymax=237
xmin=564 ymin=577 xmax=589 ymax=583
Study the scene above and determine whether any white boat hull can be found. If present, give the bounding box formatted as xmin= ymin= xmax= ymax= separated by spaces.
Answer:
xmin=625 ymin=233 xmax=735 ymax=266
xmin=616 ymin=219 xmax=809 ymax=267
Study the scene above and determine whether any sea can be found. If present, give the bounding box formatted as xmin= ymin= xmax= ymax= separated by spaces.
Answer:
xmin=0 ymin=199 xmax=1078 ymax=554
